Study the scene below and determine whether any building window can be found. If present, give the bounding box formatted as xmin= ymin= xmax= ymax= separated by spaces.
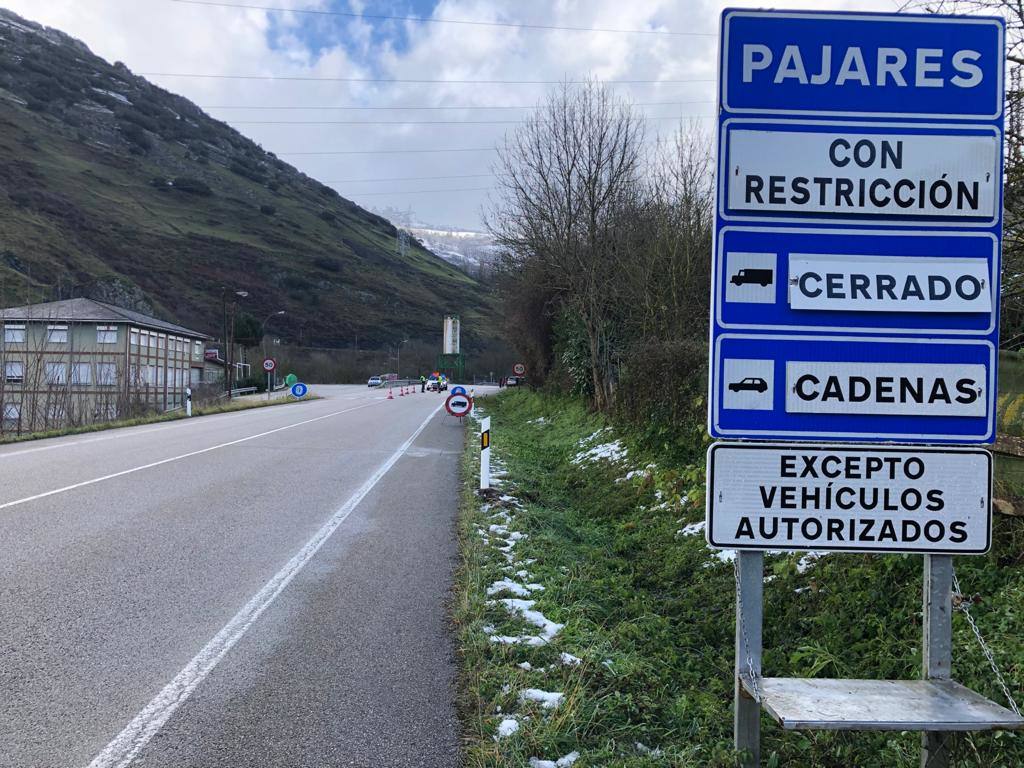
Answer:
xmin=96 ymin=363 xmax=117 ymax=386
xmin=72 ymin=363 xmax=92 ymax=385
xmin=45 ymin=362 xmax=67 ymax=385
xmin=47 ymin=325 xmax=68 ymax=344
xmin=157 ymin=334 xmax=166 ymax=350
xmin=2 ymin=402 xmax=20 ymax=426
xmin=194 ymin=340 xmax=202 ymax=357
xmin=4 ymin=324 xmax=26 ymax=344
xmin=149 ymin=333 xmax=158 ymax=349
xmin=97 ymin=325 xmax=118 ymax=344
xmin=4 ymin=361 xmax=24 ymax=383
xmin=131 ymin=328 xmax=140 ymax=347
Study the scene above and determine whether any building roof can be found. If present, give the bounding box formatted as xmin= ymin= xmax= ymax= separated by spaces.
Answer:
xmin=0 ymin=298 xmax=209 ymax=338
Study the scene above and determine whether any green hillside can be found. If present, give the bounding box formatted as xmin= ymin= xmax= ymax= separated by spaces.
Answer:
xmin=0 ymin=8 xmax=495 ymax=350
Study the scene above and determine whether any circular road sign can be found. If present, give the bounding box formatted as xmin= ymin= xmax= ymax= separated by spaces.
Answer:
xmin=262 ymin=358 xmax=277 ymax=373
xmin=445 ymin=392 xmax=473 ymax=418
xmin=285 ymin=373 xmax=298 ymax=386
xmin=290 ymin=382 xmax=308 ymax=398
xmin=513 ymin=362 xmax=526 ymax=376
xmin=450 ymin=385 xmax=467 ymax=396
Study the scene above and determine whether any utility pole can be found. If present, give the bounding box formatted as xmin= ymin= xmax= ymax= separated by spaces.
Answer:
xmin=261 ymin=309 xmax=285 ymax=399
xmin=221 ymin=287 xmax=248 ymax=398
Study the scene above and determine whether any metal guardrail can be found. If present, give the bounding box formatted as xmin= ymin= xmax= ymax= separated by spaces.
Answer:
xmin=216 ymin=386 xmax=258 ymax=400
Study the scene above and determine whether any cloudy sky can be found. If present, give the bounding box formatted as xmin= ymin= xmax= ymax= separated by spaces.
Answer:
xmin=4 ymin=0 xmax=900 ymax=229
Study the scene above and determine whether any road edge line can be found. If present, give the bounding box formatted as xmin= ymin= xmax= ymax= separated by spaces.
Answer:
xmin=85 ymin=399 xmax=445 ymax=768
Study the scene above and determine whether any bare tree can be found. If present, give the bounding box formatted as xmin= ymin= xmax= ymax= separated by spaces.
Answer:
xmin=487 ymin=80 xmax=646 ymax=409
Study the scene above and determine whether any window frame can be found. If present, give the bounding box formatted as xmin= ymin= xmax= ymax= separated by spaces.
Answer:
xmin=3 ymin=324 xmax=26 ymax=344
xmin=3 ymin=361 xmax=24 ymax=383
xmin=96 ymin=325 xmax=118 ymax=345
xmin=47 ymin=325 xmax=69 ymax=344
xmin=45 ymin=361 xmax=68 ymax=385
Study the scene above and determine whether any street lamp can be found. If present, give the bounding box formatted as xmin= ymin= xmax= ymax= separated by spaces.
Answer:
xmin=261 ymin=310 xmax=285 ymax=399
xmin=221 ymin=287 xmax=248 ymax=398
xmin=397 ymin=338 xmax=409 ymax=380
xmin=261 ymin=310 xmax=286 ymax=360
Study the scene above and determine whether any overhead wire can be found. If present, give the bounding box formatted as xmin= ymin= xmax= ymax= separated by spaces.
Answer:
xmin=200 ymin=100 xmax=715 ymax=110
xmin=168 ymin=0 xmax=715 ymax=37
xmin=139 ymin=72 xmax=714 ymax=84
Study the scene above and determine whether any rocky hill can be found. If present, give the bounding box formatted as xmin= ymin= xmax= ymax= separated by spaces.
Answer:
xmin=0 ymin=8 xmax=495 ymax=350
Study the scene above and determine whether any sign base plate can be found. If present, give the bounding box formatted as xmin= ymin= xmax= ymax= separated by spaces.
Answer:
xmin=744 ymin=677 xmax=1024 ymax=731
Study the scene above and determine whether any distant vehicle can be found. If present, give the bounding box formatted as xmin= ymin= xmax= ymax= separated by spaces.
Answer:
xmin=729 ymin=377 xmax=768 ymax=393
xmin=731 ymin=268 xmax=773 ymax=287
xmin=505 ymin=376 xmax=519 ymax=387
xmin=427 ymin=376 xmax=448 ymax=392
xmin=367 ymin=375 xmax=383 ymax=388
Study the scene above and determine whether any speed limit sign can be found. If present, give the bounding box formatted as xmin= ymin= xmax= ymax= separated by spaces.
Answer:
xmin=513 ymin=362 xmax=526 ymax=376
xmin=262 ymin=358 xmax=277 ymax=373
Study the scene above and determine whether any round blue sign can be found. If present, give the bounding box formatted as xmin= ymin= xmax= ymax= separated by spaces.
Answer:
xmin=290 ymin=382 xmax=308 ymax=398
xmin=451 ymin=385 xmax=467 ymax=396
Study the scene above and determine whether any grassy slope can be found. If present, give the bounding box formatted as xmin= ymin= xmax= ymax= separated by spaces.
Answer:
xmin=456 ymin=390 xmax=1024 ymax=767
xmin=0 ymin=10 xmax=492 ymax=349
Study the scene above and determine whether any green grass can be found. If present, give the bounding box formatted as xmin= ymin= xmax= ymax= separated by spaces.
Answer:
xmin=0 ymin=394 xmax=320 ymax=445
xmin=455 ymin=390 xmax=1024 ymax=767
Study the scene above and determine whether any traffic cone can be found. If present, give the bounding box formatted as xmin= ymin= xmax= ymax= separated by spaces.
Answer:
xmin=400 ymin=386 xmax=405 ymax=396
xmin=387 ymin=387 xmax=394 ymax=400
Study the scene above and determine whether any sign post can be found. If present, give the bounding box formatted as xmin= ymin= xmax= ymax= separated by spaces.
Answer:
xmin=708 ymin=9 xmax=1019 ymax=766
xmin=480 ymin=416 xmax=491 ymax=490
xmin=262 ymin=357 xmax=277 ymax=401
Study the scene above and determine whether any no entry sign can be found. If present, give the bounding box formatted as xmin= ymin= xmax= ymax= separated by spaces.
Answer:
xmin=445 ymin=392 xmax=473 ymax=417
xmin=708 ymin=9 xmax=1004 ymax=444
xmin=706 ymin=443 xmax=992 ymax=554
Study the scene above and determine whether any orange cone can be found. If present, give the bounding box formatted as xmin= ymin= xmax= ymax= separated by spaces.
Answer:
xmin=387 ymin=387 xmax=394 ymax=400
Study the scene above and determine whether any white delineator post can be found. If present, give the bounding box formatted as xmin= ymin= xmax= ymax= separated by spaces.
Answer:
xmin=185 ymin=387 xmax=192 ymax=417
xmin=480 ymin=416 xmax=491 ymax=491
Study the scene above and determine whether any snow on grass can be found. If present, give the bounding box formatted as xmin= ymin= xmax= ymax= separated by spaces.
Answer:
xmin=572 ymin=440 xmax=627 ymax=465
xmin=677 ymin=521 xmax=706 ymax=537
xmin=495 ymin=718 xmax=520 ymax=740
xmin=529 ymin=751 xmax=580 ymax=767
xmin=560 ymin=652 xmax=582 ymax=667
xmin=616 ymin=463 xmax=658 ymax=483
xmin=528 ymin=417 xmax=549 ymax=425
xmin=490 ymin=598 xmax=563 ymax=644
xmin=635 ymin=742 xmax=664 ymax=757
xmin=519 ymin=688 xmax=565 ymax=709
xmin=488 ymin=578 xmax=545 ymax=597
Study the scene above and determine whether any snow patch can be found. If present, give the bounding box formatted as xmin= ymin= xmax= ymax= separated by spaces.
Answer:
xmin=529 ymin=752 xmax=580 ymax=768
xmin=797 ymin=551 xmax=829 ymax=573
xmin=487 ymin=579 xmax=544 ymax=597
xmin=560 ymin=652 xmax=582 ymax=667
xmin=519 ymin=688 xmax=564 ymax=709
xmin=495 ymin=718 xmax=520 ymax=740
xmin=678 ymin=521 xmax=706 ymax=537
xmin=572 ymin=440 xmax=627 ymax=465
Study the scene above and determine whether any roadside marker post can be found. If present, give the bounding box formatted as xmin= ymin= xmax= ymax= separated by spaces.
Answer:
xmin=707 ymin=9 xmax=1020 ymax=767
xmin=185 ymin=387 xmax=192 ymax=417
xmin=480 ymin=416 xmax=491 ymax=490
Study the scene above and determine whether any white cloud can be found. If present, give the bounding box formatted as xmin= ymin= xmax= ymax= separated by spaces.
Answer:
xmin=4 ymin=0 xmax=899 ymax=228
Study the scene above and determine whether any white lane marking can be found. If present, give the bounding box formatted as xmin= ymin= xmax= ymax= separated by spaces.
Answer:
xmin=0 ymin=402 xmax=382 ymax=511
xmin=0 ymin=401 xmax=303 ymax=460
xmin=86 ymin=399 xmax=445 ymax=768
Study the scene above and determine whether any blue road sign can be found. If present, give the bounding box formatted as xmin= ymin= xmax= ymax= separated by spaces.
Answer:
xmin=451 ymin=385 xmax=467 ymax=396
xmin=290 ymin=382 xmax=308 ymax=398
xmin=709 ymin=9 xmax=1004 ymax=444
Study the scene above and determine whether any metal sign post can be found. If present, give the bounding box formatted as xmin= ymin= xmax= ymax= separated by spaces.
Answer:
xmin=706 ymin=9 xmax=1020 ymax=767
xmin=480 ymin=416 xmax=491 ymax=490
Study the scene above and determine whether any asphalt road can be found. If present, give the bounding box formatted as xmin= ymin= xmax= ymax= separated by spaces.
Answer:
xmin=0 ymin=384 xmax=481 ymax=768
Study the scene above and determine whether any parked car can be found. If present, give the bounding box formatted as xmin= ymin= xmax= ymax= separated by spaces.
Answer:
xmin=367 ymin=375 xmax=383 ymax=387
xmin=505 ymin=376 xmax=519 ymax=387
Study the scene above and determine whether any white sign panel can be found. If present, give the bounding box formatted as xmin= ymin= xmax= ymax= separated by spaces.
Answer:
xmin=706 ymin=442 xmax=992 ymax=554
xmin=788 ymin=255 xmax=991 ymax=313
xmin=726 ymin=128 xmax=999 ymax=219
xmin=785 ymin=361 xmax=987 ymax=417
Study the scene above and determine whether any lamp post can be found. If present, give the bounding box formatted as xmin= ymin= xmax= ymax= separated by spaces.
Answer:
xmin=262 ymin=310 xmax=285 ymax=398
xmin=397 ymin=338 xmax=409 ymax=380
xmin=220 ymin=287 xmax=248 ymax=398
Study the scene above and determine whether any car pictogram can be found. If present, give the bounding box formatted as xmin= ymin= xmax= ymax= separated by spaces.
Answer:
xmin=728 ymin=377 xmax=768 ymax=393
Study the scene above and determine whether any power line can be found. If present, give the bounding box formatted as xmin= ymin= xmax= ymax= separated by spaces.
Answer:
xmin=349 ymin=187 xmax=494 ymax=197
xmin=230 ymin=115 xmax=714 ymax=125
xmin=279 ymin=147 xmax=496 ymax=156
xmin=168 ymin=0 xmax=714 ymax=37
xmin=201 ymin=100 xmax=716 ymax=110
xmin=325 ymin=173 xmax=494 ymax=183
xmin=139 ymin=72 xmax=714 ymax=85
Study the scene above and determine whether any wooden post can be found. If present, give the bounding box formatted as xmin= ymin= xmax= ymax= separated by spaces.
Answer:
xmin=736 ymin=550 xmax=763 ymax=767
xmin=922 ymin=554 xmax=953 ymax=768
